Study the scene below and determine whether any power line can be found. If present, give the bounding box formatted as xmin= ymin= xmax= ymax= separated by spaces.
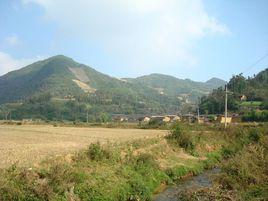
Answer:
xmin=241 ymin=53 xmax=268 ymax=74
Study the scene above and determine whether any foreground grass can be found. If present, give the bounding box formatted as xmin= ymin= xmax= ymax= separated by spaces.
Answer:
xmin=175 ymin=124 xmax=268 ymax=201
xmin=0 ymin=123 xmax=265 ymax=201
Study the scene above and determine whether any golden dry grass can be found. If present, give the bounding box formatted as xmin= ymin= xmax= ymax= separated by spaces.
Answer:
xmin=0 ymin=125 xmax=168 ymax=168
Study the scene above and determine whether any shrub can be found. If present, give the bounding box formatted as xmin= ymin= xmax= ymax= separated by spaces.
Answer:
xmin=128 ymin=176 xmax=151 ymax=200
xmin=248 ymin=128 xmax=262 ymax=143
xmin=168 ymin=124 xmax=195 ymax=152
xmin=221 ymin=146 xmax=236 ymax=159
xmin=135 ymin=153 xmax=157 ymax=168
xmin=87 ymin=142 xmax=110 ymax=161
xmin=219 ymin=143 xmax=267 ymax=198
xmin=203 ymin=151 xmax=222 ymax=169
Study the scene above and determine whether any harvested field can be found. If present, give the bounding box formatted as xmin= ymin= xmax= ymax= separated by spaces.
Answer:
xmin=0 ymin=125 xmax=168 ymax=168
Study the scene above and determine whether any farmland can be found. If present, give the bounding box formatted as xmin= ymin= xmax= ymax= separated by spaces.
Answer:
xmin=0 ymin=125 xmax=167 ymax=168
xmin=0 ymin=123 xmax=266 ymax=200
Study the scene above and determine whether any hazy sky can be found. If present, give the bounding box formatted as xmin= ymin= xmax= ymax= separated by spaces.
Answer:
xmin=0 ymin=0 xmax=267 ymax=81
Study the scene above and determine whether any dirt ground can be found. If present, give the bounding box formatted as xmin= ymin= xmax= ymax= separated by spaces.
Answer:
xmin=0 ymin=125 xmax=168 ymax=168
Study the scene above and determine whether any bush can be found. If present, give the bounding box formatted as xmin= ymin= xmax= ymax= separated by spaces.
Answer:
xmin=128 ymin=176 xmax=151 ymax=200
xmin=87 ymin=143 xmax=110 ymax=161
xmin=219 ymin=143 xmax=268 ymax=199
xmin=168 ymin=124 xmax=195 ymax=152
xmin=134 ymin=153 xmax=157 ymax=168
xmin=248 ymin=128 xmax=262 ymax=143
xmin=221 ymin=146 xmax=236 ymax=159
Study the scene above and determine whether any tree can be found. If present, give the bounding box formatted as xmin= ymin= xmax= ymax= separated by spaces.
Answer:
xmin=98 ymin=112 xmax=110 ymax=123
xmin=84 ymin=104 xmax=92 ymax=123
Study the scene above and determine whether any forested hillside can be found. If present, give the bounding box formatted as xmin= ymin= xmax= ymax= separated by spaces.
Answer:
xmin=200 ymin=68 xmax=268 ymax=115
xmin=0 ymin=55 xmax=225 ymax=121
xmin=125 ymin=74 xmax=226 ymax=103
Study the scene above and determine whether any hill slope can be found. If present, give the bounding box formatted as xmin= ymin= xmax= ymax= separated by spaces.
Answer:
xmin=125 ymin=74 xmax=226 ymax=103
xmin=205 ymin=77 xmax=227 ymax=89
xmin=0 ymin=55 xmax=226 ymax=119
xmin=200 ymin=68 xmax=268 ymax=114
xmin=0 ymin=55 xmax=131 ymax=104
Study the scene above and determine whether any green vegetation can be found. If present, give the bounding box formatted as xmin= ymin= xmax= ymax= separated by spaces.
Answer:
xmin=240 ymin=101 xmax=262 ymax=107
xmin=0 ymin=55 xmax=225 ymax=120
xmin=126 ymin=74 xmax=226 ymax=104
xmin=1 ymin=123 xmax=265 ymax=201
xmin=242 ymin=110 xmax=268 ymax=122
xmin=168 ymin=124 xmax=195 ymax=153
xmin=200 ymin=69 xmax=268 ymax=115
xmin=174 ymin=125 xmax=268 ymax=201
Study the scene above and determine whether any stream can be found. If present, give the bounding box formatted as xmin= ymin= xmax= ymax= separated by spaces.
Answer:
xmin=154 ymin=168 xmax=221 ymax=201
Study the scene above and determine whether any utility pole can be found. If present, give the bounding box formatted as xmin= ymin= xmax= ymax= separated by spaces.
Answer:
xmin=5 ymin=112 xmax=9 ymax=121
xmin=197 ymin=107 xmax=200 ymax=123
xmin=225 ymin=85 xmax=228 ymax=129
xmin=188 ymin=112 xmax=191 ymax=124
xmin=197 ymin=98 xmax=200 ymax=124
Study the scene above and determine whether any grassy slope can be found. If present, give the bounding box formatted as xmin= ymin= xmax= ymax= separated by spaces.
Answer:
xmin=175 ymin=124 xmax=268 ymax=201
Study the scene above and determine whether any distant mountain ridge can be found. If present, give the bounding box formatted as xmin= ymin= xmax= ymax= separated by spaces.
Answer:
xmin=205 ymin=77 xmax=227 ymax=88
xmin=0 ymin=55 xmax=225 ymax=109
xmin=125 ymin=73 xmax=226 ymax=103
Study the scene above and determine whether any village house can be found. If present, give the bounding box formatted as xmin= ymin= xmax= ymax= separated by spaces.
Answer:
xmin=181 ymin=114 xmax=195 ymax=123
xmin=112 ymin=114 xmax=128 ymax=122
xmin=139 ymin=116 xmax=151 ymax=122
xmin=162 ymin=116 xmax=171 ymax=122
xmin=240 ymin=95 xmax=247 ymax=101
xmin=167 ymin=115 xmax=181 ymax=122
xmin=217 ymin=115 xmax=232 ymax=124
xmin=197 ymin=117 xmax=205 ymax=124
xmin=151 ymin=116 xmax=166 ymax=122
xmin=139 ymin=115 xmax=180 ymax=123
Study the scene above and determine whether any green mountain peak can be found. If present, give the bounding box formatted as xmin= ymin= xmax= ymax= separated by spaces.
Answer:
xmin=0 ymin=56 xmax=226 ymax=116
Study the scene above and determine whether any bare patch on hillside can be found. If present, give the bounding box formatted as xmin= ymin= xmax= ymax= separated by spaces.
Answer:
xmin=154 ymin=87 xmax=165 ymax=95
xmin=72 ymin=79 xmax=96 ymax=93
xmin=69 ymin=67 xmax=90 ymax=82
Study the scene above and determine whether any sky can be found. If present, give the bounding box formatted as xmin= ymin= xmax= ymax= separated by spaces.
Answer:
xmin=0 ymin=0 xmax=267 ymax=81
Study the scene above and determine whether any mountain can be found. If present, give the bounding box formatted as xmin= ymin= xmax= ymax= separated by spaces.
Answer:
xmin=0 ymin=55 xmax=129 ymax=104
xmin=125 ymin=74 xmax=226 ymax=103
xmin=0 ymin=55 xmax=226 ymax=120
xmin=205 ymin=77 xmax=227 ymax=88
xmin=0 ymin=55 xmax=225 ymax=105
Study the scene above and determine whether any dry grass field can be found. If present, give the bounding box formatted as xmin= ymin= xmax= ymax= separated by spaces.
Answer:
xmin=0 ymin=125 xmax=168 ymax=168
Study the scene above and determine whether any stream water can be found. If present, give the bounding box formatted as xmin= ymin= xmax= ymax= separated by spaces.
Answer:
xmin=154 ymin=168 xmax=221 ymax=201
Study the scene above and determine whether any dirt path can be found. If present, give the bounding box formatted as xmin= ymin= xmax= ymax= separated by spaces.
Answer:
xmin=0 ymin=125 xmax=168 ymax=168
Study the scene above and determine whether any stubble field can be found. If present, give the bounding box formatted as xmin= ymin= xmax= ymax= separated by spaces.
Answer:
xmin=0 ymin=125 xmax=168 ymax=168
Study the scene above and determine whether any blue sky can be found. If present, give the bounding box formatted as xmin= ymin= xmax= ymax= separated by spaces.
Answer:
xmin=0 ymin=0 xmax=267 ymax=81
